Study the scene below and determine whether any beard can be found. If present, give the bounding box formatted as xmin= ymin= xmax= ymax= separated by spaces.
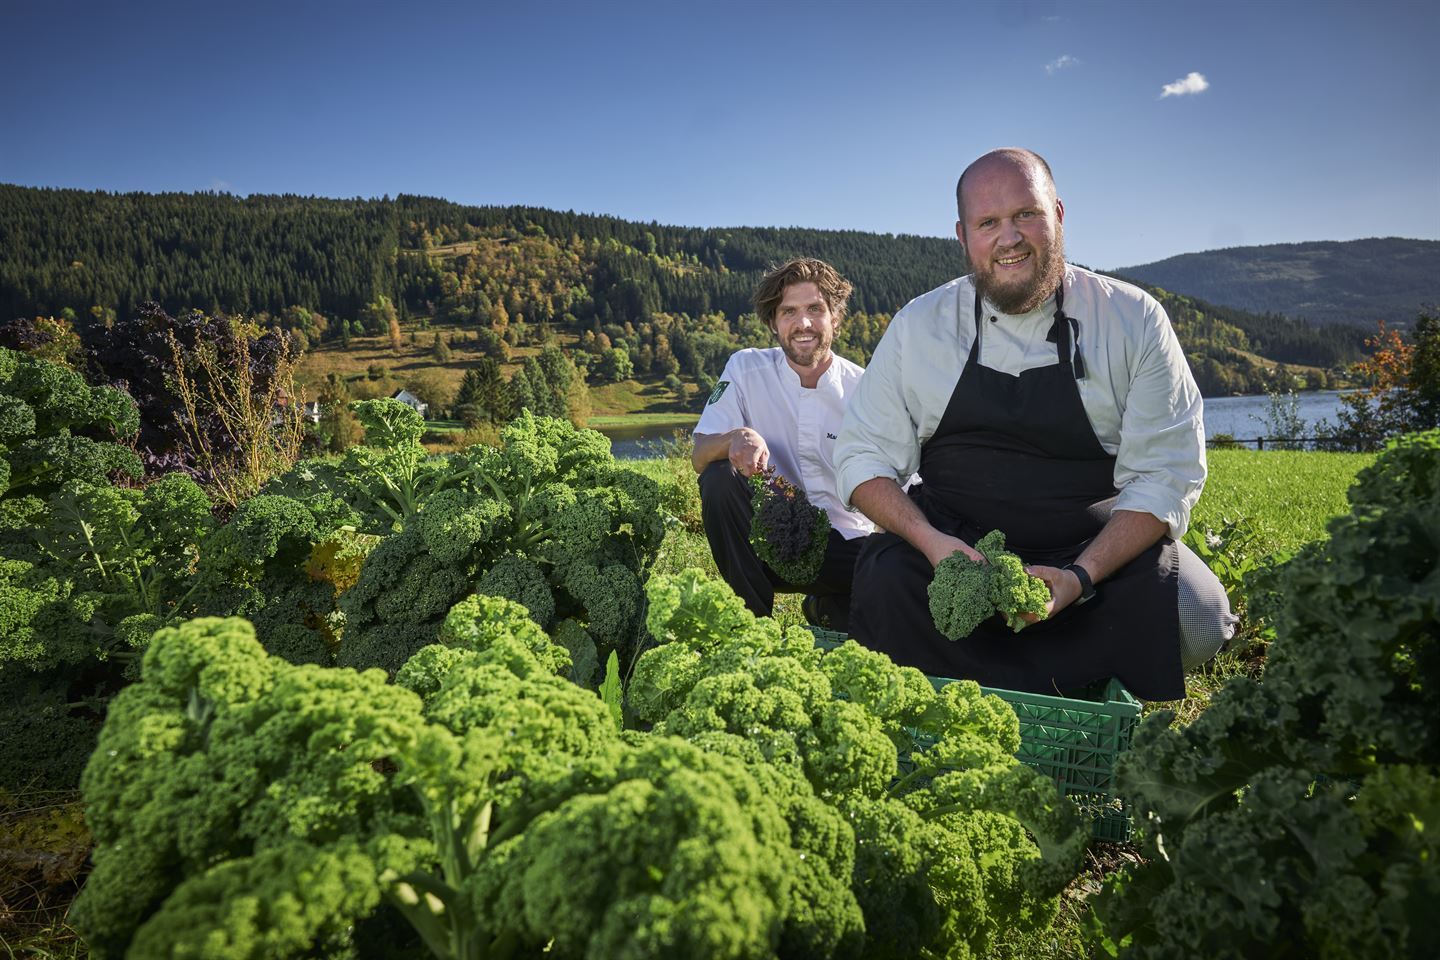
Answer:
xmin=780 ymin=327 xmax=834 ymax=369
xmin=968 ymin=224 xmax=1067 ymax=315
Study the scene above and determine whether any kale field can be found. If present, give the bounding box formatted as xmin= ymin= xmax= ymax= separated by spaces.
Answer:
xmin=2 ymin=344 xmax=1435 ymax=960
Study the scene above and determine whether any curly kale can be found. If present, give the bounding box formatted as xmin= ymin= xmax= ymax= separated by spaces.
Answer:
xmin=474 ymin=552 xmax=554 ymax=627
xmin=0 ymin=666 xmax=105 ymax=791
xmin=928 ymin=529 xmax=1050 ymax=639
xmin=748 ymin=467 xmax=831 ymax=585
xmin=928 ymin=550 xmax=993 ymax=640
xmin=631 ymin=569 xmax=1086 ymax=959
xmin=193 ymin=493 xmax=355 ymax=665
xmin=469 ymin=736 xmax=796 ymax=960
xmin=0 ymin=472 xmax=210 ymax=709
xmin=329 ymin=412 xmax=662 ymax=675
xmin=0 ymin=348 xmax=142 ymax=538
xmin=71 ymin=616 xmax=432 ymax=958
xmin=1094 ymin=429 xmax=1440 ymax=960
xmin=75 ymin=599 xmax=855 ymax=960
xmin=338 ymin=526 xmax=474 ymax=673
xmin=0 ymin=350 xmax=188 ymax=684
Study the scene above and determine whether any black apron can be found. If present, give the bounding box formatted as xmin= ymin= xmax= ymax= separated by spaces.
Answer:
xmin=850 ymin=283 xmax=1184 ymax=700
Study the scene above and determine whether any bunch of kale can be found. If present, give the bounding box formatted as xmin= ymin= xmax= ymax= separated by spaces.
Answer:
xmin=0 ymin=347 xmax=213 ymax=789
xmin=749 ymin=467 xmax=831 ymax=585
xmin=928 ymin=529 xmax=1051 ymax=639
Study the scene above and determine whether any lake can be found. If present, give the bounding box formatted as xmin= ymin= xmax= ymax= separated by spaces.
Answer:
xmin=596 ymin=418 xmax=697 ymax=460
xmin=595 ymin=391 xmax=1352 ymax=460
xmin=1201 ymin=390 xmax=1348 ymax=443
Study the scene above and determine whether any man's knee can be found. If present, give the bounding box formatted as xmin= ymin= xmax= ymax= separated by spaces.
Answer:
xmin=1176 ymin=542 xmax=1238 ymax=671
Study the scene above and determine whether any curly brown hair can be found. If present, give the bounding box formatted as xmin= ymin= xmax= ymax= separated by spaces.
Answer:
xmin=751 ymin=258 xmax=854 ymax=330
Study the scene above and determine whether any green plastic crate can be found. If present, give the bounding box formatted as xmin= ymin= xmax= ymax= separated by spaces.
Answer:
xmin=806 ymin=626 xmax=1138 ymax=842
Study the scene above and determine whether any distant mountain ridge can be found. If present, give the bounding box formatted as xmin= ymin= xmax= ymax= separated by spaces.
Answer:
xmin=1114 ymin=238 xmax=1439 ymax=328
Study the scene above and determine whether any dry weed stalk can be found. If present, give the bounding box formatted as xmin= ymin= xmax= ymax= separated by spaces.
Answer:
xmin=167 ymin=320 xmax=305 ymax=508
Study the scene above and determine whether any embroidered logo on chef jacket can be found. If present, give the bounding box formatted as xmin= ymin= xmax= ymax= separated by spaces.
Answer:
xmin=708 ymin=381 xmax=730 ymax=404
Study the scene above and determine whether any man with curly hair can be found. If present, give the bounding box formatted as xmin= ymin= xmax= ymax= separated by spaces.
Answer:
xmin=692 ymin=257 xmax=872 ymax=629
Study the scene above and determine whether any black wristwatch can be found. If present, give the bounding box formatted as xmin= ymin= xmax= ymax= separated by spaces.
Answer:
xmin=1063 ymin=563 xmax=1096 ymax=605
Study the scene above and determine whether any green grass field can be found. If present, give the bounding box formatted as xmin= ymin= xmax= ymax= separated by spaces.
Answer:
xmin=586 ymin=412 xmax=698 ymax=429
xmin=1192 ymin=447 xmax=1374 ymax=553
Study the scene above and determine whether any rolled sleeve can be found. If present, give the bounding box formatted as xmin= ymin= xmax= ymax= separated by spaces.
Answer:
xmin=836 ymin=323 xmax=920 ymax=506
xmin=1113 ymin=300 xmax=1207 ymax=540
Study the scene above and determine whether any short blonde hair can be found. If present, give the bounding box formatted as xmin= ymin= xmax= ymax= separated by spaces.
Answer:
xmin=752 ymin=258 xmax=853 ymax=329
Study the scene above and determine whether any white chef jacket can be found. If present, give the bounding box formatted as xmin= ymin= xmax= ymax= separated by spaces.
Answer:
xmin=835 ymin=265 xmax=1206 ymax=541
xmin=695 ymin=347 xmax=874 ymax=540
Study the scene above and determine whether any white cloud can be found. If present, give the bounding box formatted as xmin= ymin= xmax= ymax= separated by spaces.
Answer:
xmin=1160 ymin=71 xmax=1210 ymax=98
xmin=210 ymin=178 xmax=233 ymax=192
xmin=1045 ymin=55 xmax=1080 ymax=76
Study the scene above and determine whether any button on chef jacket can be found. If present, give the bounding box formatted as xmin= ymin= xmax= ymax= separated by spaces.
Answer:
xmin=694 ymin=347 xmax=874 ymax=540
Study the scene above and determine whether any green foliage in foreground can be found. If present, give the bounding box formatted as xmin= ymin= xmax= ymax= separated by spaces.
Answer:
xmin=1095 ymin=430 xmax=1440 ymax=959
xmin=73 ymin=571 xmax=1087 ymax=960
xmin=7 ymin=439 xmax=1399 ymax=960
xmin=0 ymin=348 xmax=210 ymax=790
xmin=256 ymin=403 xmax=665 ymax=674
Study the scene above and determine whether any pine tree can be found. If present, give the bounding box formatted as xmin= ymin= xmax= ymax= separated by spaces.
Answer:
xmin=522 ymin=356 xmax=555 ymax=417
xmin=508 ymin=367 xmax=536 ymax=419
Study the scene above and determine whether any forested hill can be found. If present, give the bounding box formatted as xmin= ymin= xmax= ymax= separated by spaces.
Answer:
xmin=0 ymin=185 xmax=959 ymax=323
xmin=1114 ymin=238 xmax=1439 ymax=328
xmin=0 ymin=184 xmax=1362 ymax=395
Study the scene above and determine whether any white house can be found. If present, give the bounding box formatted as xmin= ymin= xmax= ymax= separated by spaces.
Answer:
xmin=391 ymin=389 xmax=428 ymax=418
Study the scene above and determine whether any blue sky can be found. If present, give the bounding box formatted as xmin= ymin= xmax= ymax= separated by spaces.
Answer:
xmin=3 ymin=0 xmax=1437 ymax=269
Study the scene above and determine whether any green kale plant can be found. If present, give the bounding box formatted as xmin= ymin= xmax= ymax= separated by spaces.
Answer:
xmin=263 ymin=397 xmax=470 ymax=534
xmin=632 ymin=569 xmax=1087 ymax=959
xmin=332 ymin=411 xmax=664 ymax=675
xmin=75 ymin=592 xmax=933 ymax=960
xmin=70 ymin=562 xmax=1088 ymax=960
xmin=0 ymin=349 xmax=214 ymax=789
xmin=192 ymin=494 xmax=379 ymax=665
xmin=1093 ymin=429 xmax=1440 ymax=960
xmin=748 ymin=467 xmax=831 ymax=585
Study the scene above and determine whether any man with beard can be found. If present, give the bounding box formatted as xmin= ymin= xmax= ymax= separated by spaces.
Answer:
xmin=692 ymin=257 xmax=872 ymax=629
xmin=834 ymin=149 xmax=1233 ymax=699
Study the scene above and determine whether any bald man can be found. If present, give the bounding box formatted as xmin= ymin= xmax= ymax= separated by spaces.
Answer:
xmin=835 ymin=148 xmax=1234 ymax=700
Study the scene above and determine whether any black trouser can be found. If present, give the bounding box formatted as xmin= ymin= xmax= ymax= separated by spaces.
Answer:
xmin=698 ymin=461 xmax=862 ymax=630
